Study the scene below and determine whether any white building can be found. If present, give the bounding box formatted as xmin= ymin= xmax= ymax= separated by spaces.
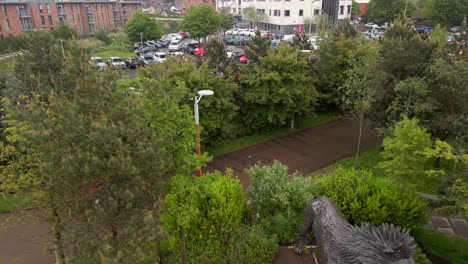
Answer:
xmin=216 ymin=0 xmax=353 ymax=34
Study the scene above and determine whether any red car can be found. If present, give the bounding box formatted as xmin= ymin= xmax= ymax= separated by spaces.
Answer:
xmin=194 ymin=46 xmax=205 ymax=56
xmin=179 ymin=32 xmax=189 ymax=38
xmin=239 ymin=55 xmax=248 ymax=64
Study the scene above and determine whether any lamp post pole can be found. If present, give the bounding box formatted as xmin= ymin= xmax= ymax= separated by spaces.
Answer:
xmin=194 ymin=90 xmax=214 ymax=176
xmin=140 ymin=32 xmax=143 ymax=49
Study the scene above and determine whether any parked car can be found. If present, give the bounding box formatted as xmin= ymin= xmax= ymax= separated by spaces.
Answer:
xmin=260 ymin=31 xmax=272 ymax=38
xmin=140 ymin=55 xmax=156 ymax=65
xmin=365 ymin=22 xmax=381 ymax=29
xmin=169 ymin=40 xmax=182 ymax=51
xmin=417 ymin=26 xmax=433 ymax=33
xmin=231 ymin=49 xmax=246 ymax=60
xmin=124 ymin=57 xmax=146 ymax=69
xmin=89 ymin=56 xmax=107 ymax=69
xmin=184 ymin=43 xmax=198 ymax=54
xmin=107 ymin=57 xmax=126 ymax=69
xmin=153 ymin=52 xmax=167 ymax=63
xmin=225 ymin=36 xmax=239 ymax=44
xmin=451 ymin=26 xmax=461 ymax=33
xmin=226 ymin=46 xmax=238 ymax=58
xmin=194 ymin=46 xmax=205 ymax=56
xmin=135 ymin=46 xmax=158 ymax=56
xmin=225 ymin=28 xmax=240 ymax=35
xmin=179 ymin=31 xmax=189 ymax=38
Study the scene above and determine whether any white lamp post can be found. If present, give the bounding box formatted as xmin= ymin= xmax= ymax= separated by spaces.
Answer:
xmin=194 ymin=89 xmax=214 ymax=176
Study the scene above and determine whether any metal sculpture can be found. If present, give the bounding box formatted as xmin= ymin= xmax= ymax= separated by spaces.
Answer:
xmin=295 ymin=196 xmax=416 ymax=264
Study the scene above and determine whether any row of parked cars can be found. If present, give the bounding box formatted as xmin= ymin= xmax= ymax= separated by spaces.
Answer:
xmin=89 ymin=52 xmax=169 ymax=70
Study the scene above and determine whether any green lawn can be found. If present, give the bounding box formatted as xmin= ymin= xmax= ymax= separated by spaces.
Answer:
xmin=206 ymin=112 xmax=340 ymax=157
xmin=415 ymin=229 xmax=468 ymax=264
xmin=92 ymin=49 xmax=136 ymax=60
xmin=0 ymin=193 xmax=35 ymax=213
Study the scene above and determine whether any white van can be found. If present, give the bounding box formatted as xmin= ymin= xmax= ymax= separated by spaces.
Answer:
xmin=168 ymin=40 xmax=182 ymax=51
xmin=153 ymin=52 xmax=166 ymax=63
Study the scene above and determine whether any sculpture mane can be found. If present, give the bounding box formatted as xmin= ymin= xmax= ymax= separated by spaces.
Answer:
xmin=295 ymin=196 xmax=416 ymax=264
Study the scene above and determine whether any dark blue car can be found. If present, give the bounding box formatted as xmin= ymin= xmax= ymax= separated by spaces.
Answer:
xmin=417 ymin=26 xmax=433 ymax=33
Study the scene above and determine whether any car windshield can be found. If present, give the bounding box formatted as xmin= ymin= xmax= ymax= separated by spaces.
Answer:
xmin=112 ymin=58 xmax=122 ymax=62
xmin=95 ymin=59 xmax=103 ymax=63
xmin=143 ymin=57 xmax=153 ymax=61
xmin=158 ymin=54 xmax=166 ymax=59
xmin=170 ymin=41 xmax=178 ymax=45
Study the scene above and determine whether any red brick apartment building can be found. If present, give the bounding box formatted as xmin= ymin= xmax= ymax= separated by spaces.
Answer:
xmin=0 ymin=0 xmax=142 ymax=39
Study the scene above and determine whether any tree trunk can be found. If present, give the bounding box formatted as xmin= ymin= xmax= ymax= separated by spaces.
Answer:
xmin=51 ymin=206 xmax=66 ymax=264
xmin=179 ymin=226 xmax=187 ymax=264
xmin=156 ymin=241 xmax=162 ymax=264
xmin=354 ymin=111 xmax=364 ymax=168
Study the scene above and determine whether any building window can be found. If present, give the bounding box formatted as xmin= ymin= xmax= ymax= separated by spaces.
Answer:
xmin=72 ymin=15 xmax=75 ymax=23
xmin=4 ymin=19 xmax=10 ymax=32
xmin=269 ymin=9 xmax=271 ymax=16
xmin=1 ymin=5 xmax=7 ymax=16
xmin=41 ymin=16 xmax=45 ymax=25
xmin=39 ymin=4 xmax=43 ymax=13
xmin=339 ymin=5 xmax=344 ymax=15
xmin=257 ymin=9 xmax=265 ymax=14
xmin=284 ymin=10 xmax=290 ymax=17
xmin=314 ymin=9 xmax=320 ymax=15
xmin=273 ymin=10 xmax=280 ymax=16
xmin=299 ymin=9 xmax=303 ymax=16
xmin=48 ymin=15 xmax=53 ymax=25
xmin=71 ymin=4 xmax=73 ymax=12
xmin=46 ymin=4 xmax=51 ymax=14
xmin=347 ymin=5 xmax=351 ymax=14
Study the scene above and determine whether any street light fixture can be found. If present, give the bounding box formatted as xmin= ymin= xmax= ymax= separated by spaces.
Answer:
xmin=194 ymin=89 xmax=214 ymax=176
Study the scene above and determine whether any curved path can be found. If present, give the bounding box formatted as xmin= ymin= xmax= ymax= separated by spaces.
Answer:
xmin=206 ymin=117 xmax=380 ymax=189
xmin=0 ymin=117 xmax=380 ymax=264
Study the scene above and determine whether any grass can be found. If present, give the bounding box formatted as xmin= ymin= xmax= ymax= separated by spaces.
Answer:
xmin=77 ymin=38 xmax=105 ymax=49
xmin=206 ymin=112 xmax=340 ymax=157
xmin=92 ymin=49 xmax=136 ymax=60
xmin=414 ymin=229 xmax=468 ymax=264
xmin=0 ymin=193 xmax=35 ymax=213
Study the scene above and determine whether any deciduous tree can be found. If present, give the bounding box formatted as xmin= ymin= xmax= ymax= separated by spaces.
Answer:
xmin=242 ymin=5 xmax=267 ymax=29
xmin=179 ymin=4 xmax=222 ymax=43
xmin=362 ymin=0 xmax=415 ymax=24
xmin=423 ymin=0 xmax=468 ymax=27
xmin=124 ymin=11 xmax=163 ymax=42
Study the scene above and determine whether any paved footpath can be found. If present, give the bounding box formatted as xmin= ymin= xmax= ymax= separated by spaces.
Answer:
xmin=206 ymin=117 xmax=380 ymax=189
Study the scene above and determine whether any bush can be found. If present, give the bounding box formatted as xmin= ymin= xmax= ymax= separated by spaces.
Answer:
xmin=246 ymin=161 xmax=319 ymax=243
xmin=318 ymin=167 xmax=427 ymax=232
xmin=246 ymin=161 xmax=318 ymax=218
xmin=163 ymin=170 xmax=248 ymax=254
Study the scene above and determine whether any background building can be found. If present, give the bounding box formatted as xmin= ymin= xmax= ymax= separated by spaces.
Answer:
xmin=0 ymin=0 xmax=142 ymax=39
xmin=216 ymin=0 xmax=353 ymax=34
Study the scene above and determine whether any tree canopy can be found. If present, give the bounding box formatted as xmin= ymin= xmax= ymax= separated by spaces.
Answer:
xmin=242 ymin=5 xmax=267 ymax=28
xmin=179 ymin=4 xmax=222 ymax=42
xmin=124 ymin=11 xmax=163 ymax=42
xmin=423 ymin=0 xmax=468 ymax=27
xmin=362 ymin=0 xmax=415 ymax=23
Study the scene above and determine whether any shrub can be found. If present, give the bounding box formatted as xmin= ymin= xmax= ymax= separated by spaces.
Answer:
xmin=318 ymin=167 xmax=427 ymax=232
xmin=246 ymin=161 xmax=319 ymax=218
xmin=163 ymin=170 xmax=248 ymax=253
xmin=246 ymin=161 xmax=319 ymax=243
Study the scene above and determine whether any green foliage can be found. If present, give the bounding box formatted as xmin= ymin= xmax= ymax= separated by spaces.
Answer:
xmin=220 ymin=10 xmax=235 ymax=33
xmin=351 ymin=0 xmax=361 ymax=16
xmin=108 ymin=30 xmax=131 ymax=51
xmin=124 ymin=12 xmax=163 ymax=42
xmin=379 ymin=117 xmax=432 ymax=183
xmin=0 ymin=34 xmax=29 ymax=52
xmin=362 ymin=0 xmax=415 ymax=24
xmin=135 ymin=60 xmax=209 ymax=175
xmin=179 ymin=4 xmax=222 ymax=42
xmin=292 ymin=32 xmax=311 ymax=50
xmin=51 ymin=26 xmax=77 ymax=40
xmin=245 ymin=31 xmax=271 ymax=63
xmin=240 ymin=45 xmax=318 ymax=131
xmin=247 ymin=161 xmax=318 ymax=217
xmin=163 ymin=170 xmax=248 ymax=253
xmin=412 ymin=246 xmax=432 ymax=264
xmin=423 ymin=0 xmax=468 ymax=27
xmin=92 ymin=30 xmax=112 ymax=45
xmin=205 ymin=39 xmax=232 ymax=73
xmin=242 ymin=5 xmax=267 ymax=28
xmin=171 ymin=224 xmax=278 ymax=264
xmin=246 ymin=161 xmax=319 ymax=243
xmin=319 ymin=167 xmax=427 ymax=231
xmin=224 ymin=224 xmax=278 ymax=264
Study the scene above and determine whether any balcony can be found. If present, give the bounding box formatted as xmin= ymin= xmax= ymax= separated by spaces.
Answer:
xmin=58 ymin=8 xmax=67 ymax=15
xmin=21 ymin=23 xmax=34 ymax=31
xmin=113 ymin=16 xmax=120 ymax=21
xmin=18 ymin=10 xmax=32 ymax=17
xmin=85 ymin=8 xmax=94 ymax=14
